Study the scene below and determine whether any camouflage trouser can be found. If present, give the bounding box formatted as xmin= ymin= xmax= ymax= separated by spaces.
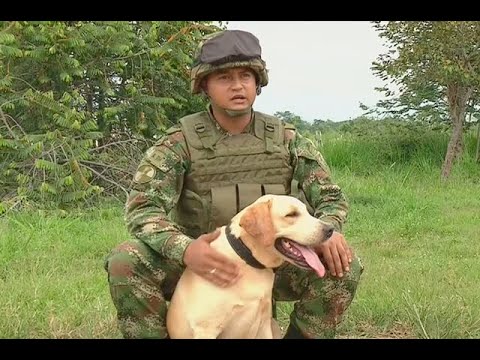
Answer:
xmin=104 ymin=238 xmax=364 ymax=339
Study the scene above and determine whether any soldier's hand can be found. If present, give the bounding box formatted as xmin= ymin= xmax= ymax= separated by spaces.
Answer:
xmin=313 ymin=231 xmax=352 ymax=278
xmin=183 ymin=229 xmax=241 ymax=287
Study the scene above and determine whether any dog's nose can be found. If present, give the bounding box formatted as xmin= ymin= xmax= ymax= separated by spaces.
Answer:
xmin=324 ymin=225 xmax=334 ymax=240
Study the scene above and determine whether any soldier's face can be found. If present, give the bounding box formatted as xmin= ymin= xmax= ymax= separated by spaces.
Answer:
xmin=204 ymin=67 xmax=257 ymax=113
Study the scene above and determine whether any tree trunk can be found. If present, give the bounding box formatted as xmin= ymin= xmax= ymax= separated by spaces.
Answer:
xmin=441 ymin=84 xmax=473 ymax=180
xmin=442 ymin=121 xmax=463 ymax=180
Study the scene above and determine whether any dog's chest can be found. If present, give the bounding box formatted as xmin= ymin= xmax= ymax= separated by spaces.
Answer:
xmin=236 ymin=269 xmax=275 ymax=297
xmin=218 ymin=295 xmax=273 ymax=338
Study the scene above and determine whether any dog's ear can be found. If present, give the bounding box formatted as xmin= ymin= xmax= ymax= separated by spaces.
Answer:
xmin=239 ymin=200 xmax=275 ymax=247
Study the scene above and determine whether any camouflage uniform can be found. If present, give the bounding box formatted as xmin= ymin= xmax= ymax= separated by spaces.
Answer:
xmin=104 ymin=29 xmax=363 ymax=339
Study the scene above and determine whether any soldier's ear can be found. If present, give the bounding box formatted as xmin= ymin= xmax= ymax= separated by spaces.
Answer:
xmin=200 ymin=79 xmax=209 ymax=97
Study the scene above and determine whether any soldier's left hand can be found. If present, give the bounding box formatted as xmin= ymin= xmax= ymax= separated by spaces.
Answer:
xmin=313 ymin=231 xmax=352 ymax=278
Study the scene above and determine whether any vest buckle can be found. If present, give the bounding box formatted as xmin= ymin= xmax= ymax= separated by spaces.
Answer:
xmin=194 ymin=123 xmax=206 ymax=133
xmin=265 ymin=123 xmax=275 ymax=132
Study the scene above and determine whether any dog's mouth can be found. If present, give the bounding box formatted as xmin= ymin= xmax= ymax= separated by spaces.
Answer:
xmin=274 ymin=238 xmax=325 ymax=277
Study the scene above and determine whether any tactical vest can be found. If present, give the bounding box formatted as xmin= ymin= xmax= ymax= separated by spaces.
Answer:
xmin=170 ymin=110 xmax=296 ymax=239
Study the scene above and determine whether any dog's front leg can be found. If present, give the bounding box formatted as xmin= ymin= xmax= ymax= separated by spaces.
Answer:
xmin=190 ymin=318 xmax=225 ymax=339
xmin=254 ymin=318 xmax=276 ymax=339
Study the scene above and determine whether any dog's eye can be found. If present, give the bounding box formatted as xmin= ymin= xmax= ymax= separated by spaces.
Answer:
xmin=285 ymin=211 xmax=299 ymax=218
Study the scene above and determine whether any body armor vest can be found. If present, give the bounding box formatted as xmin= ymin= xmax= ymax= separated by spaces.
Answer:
xmin=171 ymin=110 xmax=295 ymax=239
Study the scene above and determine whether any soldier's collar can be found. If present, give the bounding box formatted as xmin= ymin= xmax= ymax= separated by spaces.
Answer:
xmin=225 ymin=224 xmax=266 ymax=269
xmin=206 ymin=104 xmax=255 ymax=136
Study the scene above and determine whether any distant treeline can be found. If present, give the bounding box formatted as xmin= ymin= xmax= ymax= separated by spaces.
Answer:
xmin=1 ymin=21 xmax=480 ymax=214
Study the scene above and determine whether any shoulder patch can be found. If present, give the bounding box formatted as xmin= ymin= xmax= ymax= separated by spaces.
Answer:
xmin=145 ymin=146 xmax=180 ymax=173
xmin=133 ymin=164 xmax=157 ymax=184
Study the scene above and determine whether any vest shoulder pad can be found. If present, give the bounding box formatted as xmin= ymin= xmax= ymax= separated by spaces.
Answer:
xmin=165 ymin=125 xmax=182 ymax=135
xmin=254 ymin=111 xmax=282 ymax=125
xmin=254 ymin=111 xmax=285 ymax=146
xmin=178 ymin=111 xmax=216 ymax=150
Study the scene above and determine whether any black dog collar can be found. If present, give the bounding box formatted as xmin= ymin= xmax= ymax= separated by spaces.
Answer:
xmin=225 ymin=225 xmax=266 ymax=269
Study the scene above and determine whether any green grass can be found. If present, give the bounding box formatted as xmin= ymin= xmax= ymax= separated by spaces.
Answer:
xmin=332 ymin=166 xmax=480 ymax=339
xmin=1 ymin=131 xmax=480 ymax=338
xmin=0 ymin=206 xmax=124 ymax=338
xmin=272 ymin=164 xmax=480 ymax=339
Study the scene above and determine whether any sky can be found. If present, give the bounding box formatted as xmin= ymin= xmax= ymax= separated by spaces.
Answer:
xmin=224 ymin=21 xmax=389 ymax=123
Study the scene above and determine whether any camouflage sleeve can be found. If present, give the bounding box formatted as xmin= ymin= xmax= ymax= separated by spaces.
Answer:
xmin=288 ymin=130 xmax=349 ymax=232
xmin=124 ymin=128 xmax=193 ymax=265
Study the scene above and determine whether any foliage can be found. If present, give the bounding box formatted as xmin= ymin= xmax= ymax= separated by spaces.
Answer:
xmin=0 ymin=21 xmax=222 ymax=213
xmin=2 ymin=21 xmax=479 ymax=212
xmin=368 ymin=21 xmax=480 ymax=179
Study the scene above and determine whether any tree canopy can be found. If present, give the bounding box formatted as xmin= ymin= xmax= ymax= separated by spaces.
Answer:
xmin=370 ymin=21 xmax=480 ymax=178
xmin=0 ymin=21 xmax=222 ymax=211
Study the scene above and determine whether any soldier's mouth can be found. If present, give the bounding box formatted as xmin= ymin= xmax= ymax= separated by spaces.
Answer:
xmin=274 ymin=238 xmax=325 ymax=277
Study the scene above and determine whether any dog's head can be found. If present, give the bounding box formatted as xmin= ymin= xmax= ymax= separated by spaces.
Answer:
xmin=231 ymin=194 xmax=334 ymax=276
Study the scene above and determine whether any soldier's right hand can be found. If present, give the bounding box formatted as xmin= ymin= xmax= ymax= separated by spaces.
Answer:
xmin=183 ymin=229 xmax=242 ymax=288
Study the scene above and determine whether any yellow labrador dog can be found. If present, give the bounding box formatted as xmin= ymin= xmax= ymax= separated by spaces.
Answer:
xmin=166 ymin=194 xmax=334 ymax=339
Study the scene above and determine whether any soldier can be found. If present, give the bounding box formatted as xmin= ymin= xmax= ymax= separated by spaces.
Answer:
xmin=104 ymin=29 xmax=363 ymax=339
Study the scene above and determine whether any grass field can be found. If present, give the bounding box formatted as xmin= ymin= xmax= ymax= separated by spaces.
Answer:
xmin=1 ymin=130 xmax=479 ymax=338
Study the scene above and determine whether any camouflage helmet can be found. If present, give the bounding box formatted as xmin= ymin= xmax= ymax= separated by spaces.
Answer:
xmin=190 ymin=30 xmax=269 ymax=94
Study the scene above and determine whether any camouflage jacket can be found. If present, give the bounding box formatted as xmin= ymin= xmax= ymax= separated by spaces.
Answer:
xmin=124 ymin=112 xmax=349 ymax=266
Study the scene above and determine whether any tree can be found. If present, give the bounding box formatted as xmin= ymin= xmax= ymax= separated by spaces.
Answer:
xmin=371 ymin=21 xmax=480 ymax=179
xmin=0 ymin=21 xmax=221 ymax=212
xmin=274 ymin=110 xmax=311 ymax=133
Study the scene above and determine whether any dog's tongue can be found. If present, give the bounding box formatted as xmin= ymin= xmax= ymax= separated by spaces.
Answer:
xmin=291 ymin=243 xmax=325 ymax=277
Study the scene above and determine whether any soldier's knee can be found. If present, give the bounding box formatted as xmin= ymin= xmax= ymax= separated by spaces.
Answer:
xmin=329 ymin=254 xmax=364 ymax=296
xmin=346 ymin=255 xmax=364 ymax=285
xmin=104 ymin=240 xmax=142 ymax=281
xmin=305 ymin=254 xmax=364 ymax=304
